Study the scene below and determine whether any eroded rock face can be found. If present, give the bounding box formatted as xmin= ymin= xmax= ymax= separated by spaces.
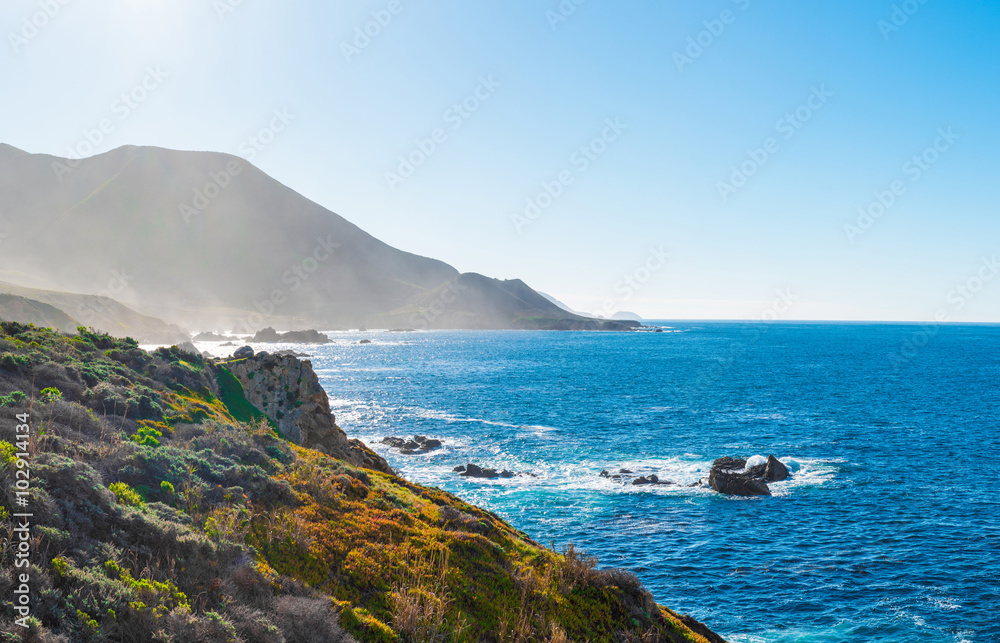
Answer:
xmin=226 ymin=352 xmax=389 ymax=472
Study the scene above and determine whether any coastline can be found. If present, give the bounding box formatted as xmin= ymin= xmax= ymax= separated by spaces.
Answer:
xmin=0 ymin=324 xmax=728 ymax=642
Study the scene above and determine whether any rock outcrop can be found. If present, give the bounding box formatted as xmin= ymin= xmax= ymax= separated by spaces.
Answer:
xmin=454 ymin=464 xmax=522 ymax=479
xmin=707 ymin=454 xmax=789 ymax=496
xmin=225 ymin=350 xmax=389 ymax=472
xmin=250 ymin=327 xmax=331 ymax=344
xmin=382 ymin=435 xmax=443 ymax=454
xmin=599 ymin=469 xmax=673 ymax=486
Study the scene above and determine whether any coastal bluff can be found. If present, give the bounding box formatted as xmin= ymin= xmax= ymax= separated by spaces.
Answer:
xmin=224 ymin=348 xmax=390 ymax=473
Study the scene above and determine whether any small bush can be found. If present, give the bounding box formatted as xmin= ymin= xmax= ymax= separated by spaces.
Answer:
xmin=0 ymin=352 xmax=29 ymax=370
xmin=0 ymin=390 xmax=26 ymax=407
xmin=109 ymin=482 xmax=144 ymax=508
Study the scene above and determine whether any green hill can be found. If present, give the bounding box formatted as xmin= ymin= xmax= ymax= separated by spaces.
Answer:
xmin=0 ymin=323 xmax=724 ymax=642
xmin=0 ymin=282 xmax=189 ymax=344
xmin=0 ymin=293 xmax=78 ymax=334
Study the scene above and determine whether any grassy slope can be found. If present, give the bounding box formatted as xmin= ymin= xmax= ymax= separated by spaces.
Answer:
xmin=0 ymin=322 xmax=724 ymax=643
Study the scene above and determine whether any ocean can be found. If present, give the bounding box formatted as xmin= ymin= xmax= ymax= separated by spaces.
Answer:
xmin=201 ymin=323 xmax=1000 ymax=642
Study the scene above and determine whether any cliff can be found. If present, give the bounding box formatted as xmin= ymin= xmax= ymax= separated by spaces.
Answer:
xmin=0 ymin=323 xmax=727 ymax=642
xmin=224 ymin=349 xmax=390 ymax=473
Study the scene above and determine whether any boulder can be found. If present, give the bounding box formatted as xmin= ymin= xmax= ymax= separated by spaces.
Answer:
xmin=711 ymin=456 xmax=746 ymax=471
xmin=459 ymin=463 xmax=499 ymax=479
xmin=234 ymin=345 xmax=254 ymax=359
xmin=707 ymin=454 xmax=789 ymax=496
xmin=499 ymin=470 xmax=513 ymax=478
xmin=453 ymin=465 xmax=466 ymax=473
xmin=383 ymin=435 xmax=443 ymax=453
xmin=708 ymin=469 xmax=771 ymax=496
xmin=764 ymin=454 xmax=789 ymax=482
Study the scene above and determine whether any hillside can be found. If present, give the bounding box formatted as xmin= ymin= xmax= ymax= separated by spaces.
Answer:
xmin=0 ymin=144 xmax=621 ymax=332
xmin=0 ymin=282 xmax=189 ymax=344
xmin=0 ymin=293 xmax=78 ymax=334
xmin=376 ymin=275 xmax=640 ymax=331
xmin=0 ymin=323 xmax=724 ymax=642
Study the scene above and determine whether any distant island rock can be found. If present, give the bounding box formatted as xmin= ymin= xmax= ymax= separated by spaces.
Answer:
xmin=610 ymin=311 xmax=644 ymax=321
xmin=193 ymin=331 xmax=239 ymax=341
xmin=250 ymin=327 xmax=331 ymax=344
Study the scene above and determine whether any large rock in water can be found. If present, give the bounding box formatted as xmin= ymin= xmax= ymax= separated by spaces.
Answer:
xmin=764 ymin=454 xmax=789 ymax=481
xmin=708 ymin=469 xmax=772 ymax=496
xmin=708 ymin=454 xmax=789 ymax=496
xmin=225 ymin=352 xmax=389 ymax=472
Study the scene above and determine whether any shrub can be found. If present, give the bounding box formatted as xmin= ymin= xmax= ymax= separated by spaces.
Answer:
xmin=0 ymin=390 xmax=26 ymax=407
xmin=41 ymin=387 xmax=63 ymax=403
xmin=109 ymin=482 xmax=145 ymax=508
xmin=0 ymin=352 xmax=29 ymax=370
xmin=130 ymin=425 xmax=163 ymax=448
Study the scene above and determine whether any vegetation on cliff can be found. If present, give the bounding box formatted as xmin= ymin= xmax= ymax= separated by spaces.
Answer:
xmin=0 ymin=322 xmax=725 ymax=642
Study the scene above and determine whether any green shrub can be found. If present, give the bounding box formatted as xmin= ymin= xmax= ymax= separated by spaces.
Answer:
xmin=130 ymin=425 xmax=163 ymax=448
xmin=0 ymin=390 xmax=26 ymax=407
xmin=41 ymin=387 xmax=63 ymax=403
xmin=109 ymin=482 xmax=145 ymax=508
xmin=0 ymin=352 xmax=29 ymax=370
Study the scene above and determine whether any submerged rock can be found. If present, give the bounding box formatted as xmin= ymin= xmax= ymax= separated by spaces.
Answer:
xmin=459 ymin=463 xmax=499 ymax=479
xmin=382 ymin=435 xmax=443 ymax=454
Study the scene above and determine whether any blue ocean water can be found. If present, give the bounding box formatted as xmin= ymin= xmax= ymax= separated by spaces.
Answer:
xmin=214 ymin=323 xmax=1000 ymax=642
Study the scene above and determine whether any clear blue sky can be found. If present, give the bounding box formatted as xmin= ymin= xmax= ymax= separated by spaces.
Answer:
xmin=2 ymin=0 xmax=998 ymax=320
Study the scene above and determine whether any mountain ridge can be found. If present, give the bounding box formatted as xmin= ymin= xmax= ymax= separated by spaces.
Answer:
xmin=0 ymin=144 xmax=635 ymax=332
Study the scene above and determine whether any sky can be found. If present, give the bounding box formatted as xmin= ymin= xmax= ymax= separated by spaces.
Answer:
xmin=1 ymin=0 xmax=999 ymax=321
